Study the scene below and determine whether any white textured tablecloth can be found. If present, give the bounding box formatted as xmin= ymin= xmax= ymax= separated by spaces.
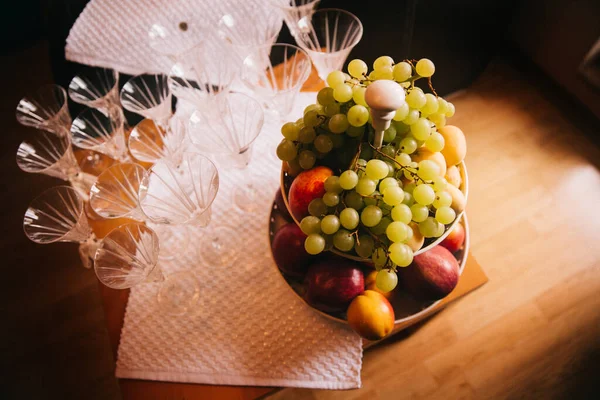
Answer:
xmin=115 ymin=93 xmax=363 ymax=389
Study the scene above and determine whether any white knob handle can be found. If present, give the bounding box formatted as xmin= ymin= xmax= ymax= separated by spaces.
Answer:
xmin=365 ymin=80 xmax=406 ymax=148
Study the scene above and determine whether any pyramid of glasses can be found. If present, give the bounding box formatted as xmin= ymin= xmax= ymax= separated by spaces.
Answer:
xmin=16 ymin=4 xmax=365 ymax=315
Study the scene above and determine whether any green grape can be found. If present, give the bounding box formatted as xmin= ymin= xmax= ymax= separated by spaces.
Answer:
xmin=419 ymin=217 xmax=439 ymax=237
xmin=355 ymin=235 xmax=375 ymax=258
xmin=413 ymin=184 xmax=435 ymax=205
xmin=286 ymin=157 xmax=302 ymax=176
xmin=411 ymin=118 xmax=432 ymax=140
xmin=352 ymin=86 xmax=367 ymax=106
xmin=356 ymin=177 xmax=377 ymax=196
xmin=434 ymin=221 xmax=445 ymax=237
xmin=446 ymin=102 xmax=455 ymax=117
xmin=363 ymin=191 xmax=379 ymax=206
xmin=308 ymin=198 xmax=328 ymax=217
xmin=303 ymin=110 xmax=322 ymax=128
xmin=321 ymin=214 xmax=340 ymax=234
xmin=333 ymin=83 xmax=353 ymax=103
xmin=344 ymin=190 xmax=364 ymax=210
xmin=374 ymin=55 xmax=394 ymax=70
xmin=366 ymin=159 xmax=389 ymax=180
xmin=402 ymin=191 xmax=414 ymax=206
xmin=314 ymin=134 xmax=333 ymax=153
xmin=339 ymin=170 xmax=359 ymax=190
xmin=339 ymin=208 xmax=359 ymax=229
xmin=357 ymin=158 xmax=367 ymax=168
xmin=395 ymin=152 xmax=412 ymax=166
xmin=436 ymin=98 xmax=448 ymax=115
xmin=346 ymin=124 xmax=365 ymax=138
xmin=276 ymin=139 xmax=297 ymax=161
xmin=428 ymin=113 xmax=446 ymax=128
xmin=435 ymin=206 xmax=456 ymax=225
xmin=305 ymin=233 xmax=326 ymax=255
xmin=300 ymin=216 xmax=321 ymax=235
xmin=381 ymin=145 xmax=396 ymax=158
xmin=333 ymin=229 xmax=354 ymax=251
xmin=399 ymin=137 xmax=418 ymax=154
xmin=386 ymin=221 xmax=410 ymax=243
xmin=304 ymin=103 xmax=323 ymax=115
xmin=361 ymin=205 xmax=383 ymax=227
xmin=391 ymin=204 xmax=412 ymax=224
xmin=393 ymin=61 xmax=412 ymax=82
xmin=385 ymin=161 xmax=395 ymax=178
xmin=417 ymin=160 xmax=440 ymax=180
xmin=323 ymin=234 xmax=334 ymax=251
xmin=404 ymin=182 xmax=416 ymax=194
xmin=416 ymin=58 xmax=435 ymax=77
xmin=432 ymin=176 xmax=448 ymax=192
xmin=410 ymin=204 xmax=429 ymax=222
xmin=372 ymin=247 xmax=388 ymax=269
xmin=329 ymin=133 xmax=345 ymax=148
xmin=323 ymin=102 xmax=341 ymax=117
xmin=298 ymin=126 xmax=316 ymax=143
xmin=382 ymin=186 xmax=404 ymax=206
xmin=327 ymin=70 xmax=346 ymax=87
xmin=393 ymin=103 xmax=409 ymax=121
xmin=389 ymin=242 xmax=413 ymax=267
xmin=347 ymin=105 xmax=369 ymax=127
xmin=348 ymin=59 xmax=368 ymax=78
xmin=377 ymin=66 xmax=394 ymax=80
xmin=324 ymin=176 xmax=343 ymax=193
xmin=378 ymin=177 xmax=399 ymax=193
xmin=323 ymin=192 xmax=340 ymax=207
xmin=281 ymin=122 xmax=299 ymax=140
xmin=371 ymin=217 xmax=391 ymax=235
xmin=298 ymin=150 xmax=316 ymax=169
xmin=432 ymin=191 xmax=452 ymax=208
xmin=328 ymin=114 xmax=349 ymax=134
xmin=317 ymin=87 xmax=335 ymax=106
xmin=376 ymin=269 xmax=398 ymax=292
xmin=403 ymin=109 xmax=420 ymax=125
xmin=406 ymin=88 xmax=426 ymax=109
xmin=422 ymin=94 xmax=439 ymax=115
xmin=393 ymin=120 xmax=410 ymax=134
xmin=383 ymin=126 xmax=397 ymax=142
xmin=424 ymin=131 xmax=445 ymax=152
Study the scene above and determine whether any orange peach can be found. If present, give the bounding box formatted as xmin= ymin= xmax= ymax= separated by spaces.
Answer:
xmin=411 ymin=148 xmax=447 ymax=177
xmin=438 ymin=125 xmax=467 ymax=166
xmin=347 ymin=290 xmax=395 ymax=340
xmin=406 ymin=221 xmax=425 ymax=252
xmin=445 ymin=165 xmax=462 ymax=188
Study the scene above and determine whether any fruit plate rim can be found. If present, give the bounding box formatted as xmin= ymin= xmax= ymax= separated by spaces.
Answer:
xmin=268 ymin=203 xmax=470 ymax=325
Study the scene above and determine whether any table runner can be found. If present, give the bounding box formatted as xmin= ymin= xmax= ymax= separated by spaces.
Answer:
xmin=115 ymin=93 xmax=363 ymax=389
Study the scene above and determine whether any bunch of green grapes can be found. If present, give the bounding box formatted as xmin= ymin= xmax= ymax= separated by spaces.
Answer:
xmin=278 ymin=56 xmax=458 ymax=293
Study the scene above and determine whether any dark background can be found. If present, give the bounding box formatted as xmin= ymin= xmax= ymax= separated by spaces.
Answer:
xmin=1 ymin=1 xmax=599 ymax=399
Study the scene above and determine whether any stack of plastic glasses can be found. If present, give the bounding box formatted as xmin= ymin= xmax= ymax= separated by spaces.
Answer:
xmin=294 ymin=8 xmax=363 ymax=82
xmin=240 ymin=43 xmax=312 ymax=118
xmin=23 ymin=186 xmax=99 ymax=269
xmin=128 ymin=118 xmax=186 ymax=166
xmin=271 ymin=0 xmax=320 ymax=39
xmin=120 ymin=74 xmax=173 ymax=127
xmin=94 ymin=222 xmax=200 ymax=316
xmin=70 ymin=108 xmax=130 ymax=162
xmin=16 ymin=130 xmax=96 ymax=200
xmin=69 ymin=67 xmax=121 ymax=118
xmin=16 ymin=84 xmax=72 ymax=136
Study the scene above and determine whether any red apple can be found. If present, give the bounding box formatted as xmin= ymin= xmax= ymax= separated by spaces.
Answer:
xmin=272 ymin=223 xmax=311 ymax=278
xmin=399 ymin=245 xmax=459 ymax=301
xmin=440 ymin=222 xmax=465 ymax=253
xmin=274 ymin=188 xmax=291 ymax=220
xmin=288 ymin=166 xmax=333 ymax=220
xmin=304 ymin=257 xmax=364 ymax=313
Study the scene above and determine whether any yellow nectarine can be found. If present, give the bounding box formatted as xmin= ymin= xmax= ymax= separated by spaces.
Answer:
xmin=347 ymin=290 xmax=395 ymax=340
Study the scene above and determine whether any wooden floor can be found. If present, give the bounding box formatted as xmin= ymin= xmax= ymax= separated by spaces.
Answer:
xmin=1 ymin=43 xmax=599 ymax=400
